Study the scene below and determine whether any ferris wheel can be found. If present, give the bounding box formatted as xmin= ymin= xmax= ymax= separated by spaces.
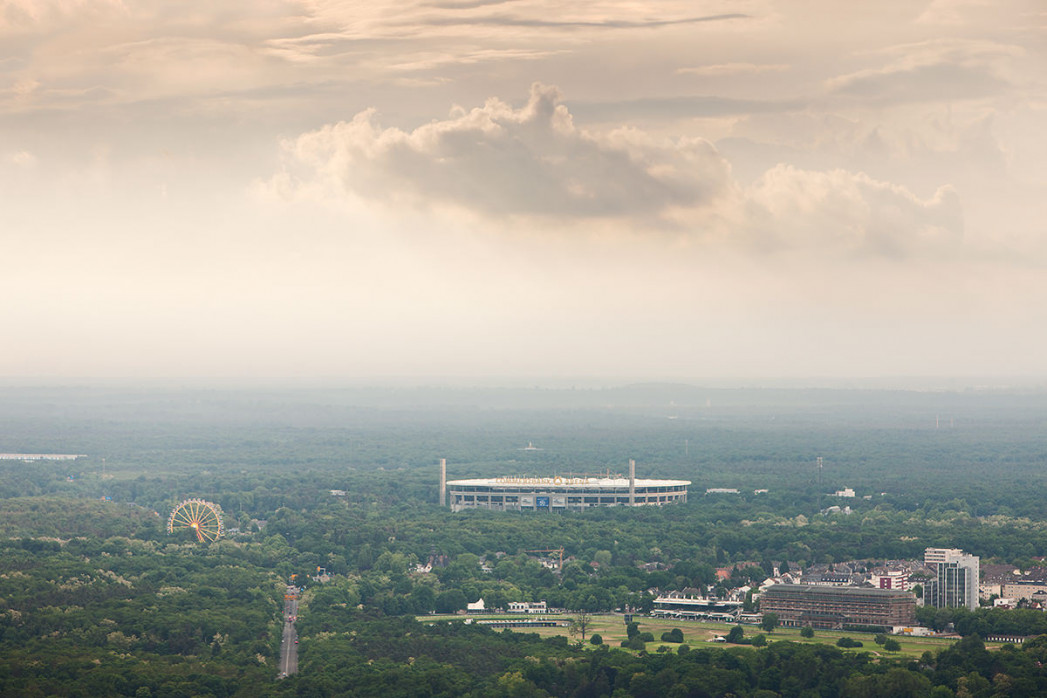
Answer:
xmin=167 ymin=498 xmax=224 ymax=542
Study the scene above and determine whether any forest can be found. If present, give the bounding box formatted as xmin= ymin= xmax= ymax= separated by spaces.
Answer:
xmin=3 ymin=382 xmax=1047 ymax=696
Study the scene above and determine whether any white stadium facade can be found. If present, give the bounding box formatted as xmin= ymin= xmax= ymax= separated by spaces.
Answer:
xmin=439 ymin=459 xmax=690 ymax=512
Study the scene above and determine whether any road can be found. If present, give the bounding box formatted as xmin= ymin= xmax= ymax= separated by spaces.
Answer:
xmin=278 ymin=586 xmax=299 ymax=678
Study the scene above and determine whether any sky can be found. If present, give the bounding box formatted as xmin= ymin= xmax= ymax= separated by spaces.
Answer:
xmin=1 ymin=0 xmax=1045 ymax=382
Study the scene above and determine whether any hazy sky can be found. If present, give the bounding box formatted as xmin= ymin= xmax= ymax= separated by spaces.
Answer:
xmin=2 ymin=0 xmax=1045 ymax=380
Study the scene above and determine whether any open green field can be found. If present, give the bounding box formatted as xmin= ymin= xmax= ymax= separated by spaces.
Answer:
xmin=422 ymin=613 xmax=1001 ymax=659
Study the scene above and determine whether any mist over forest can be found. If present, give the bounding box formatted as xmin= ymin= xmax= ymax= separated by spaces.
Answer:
xmin=4 ymin=382 xmax=1046 ymax=507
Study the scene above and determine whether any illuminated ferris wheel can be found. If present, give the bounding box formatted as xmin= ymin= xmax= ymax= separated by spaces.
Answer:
xmin=167 ymin=498 xmax=224 ymax=542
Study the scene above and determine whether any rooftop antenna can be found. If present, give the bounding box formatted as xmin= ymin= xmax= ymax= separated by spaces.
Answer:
xmin=685 ymin=439 xmax=689 ymax=457
xmin=817 ymin=456 xmax=823 ymax=485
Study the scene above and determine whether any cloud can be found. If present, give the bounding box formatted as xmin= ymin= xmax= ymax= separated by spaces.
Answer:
xmin=366 ymin=46 xmax=563 ymax=75
xmin=677 ymin=63 xmax=789 ymax=77
xmin=0 ymin=1 xmax=752 ymax=116
xmin=0 ymin=0 xmax=321 ymax=113
xmin=826 ymin=39 xmax=1022 ymax=104
xmin=743 ymin=165 xmax=963 ymax=256
xmin=424 ymin=0 xmax=521 ymax=8
xmin=97 ymin=36 xmax=277 ymax=95
xmin=417 ymin=12 xmax=749 ymax=29
xmin=8 ymin=150 xmax=36 ymax=166
xmin=11 ymin=77 xmax=38 ymax=95
xmin=830 ymin=63 xmax=1007 ymax=103
xmin=276 ymin=82 xmax=732 ymax=221
xmin=0 ymin=0 xmax=127 ymax=35
xmin=569 ymin=95 xmax=805 ymax=123
xmin=271 ymin=84 xmax=969 ymax=258
xmin=914 ymin=0 xmax=1039 ymax=28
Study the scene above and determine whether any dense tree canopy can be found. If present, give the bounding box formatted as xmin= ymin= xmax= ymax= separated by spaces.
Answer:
xmin=4 ymin=385 xmax=1047 ymax=695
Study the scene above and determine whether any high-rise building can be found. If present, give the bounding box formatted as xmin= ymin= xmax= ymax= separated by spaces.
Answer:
xmin=924 ymin=548 xmax=979 ymax=611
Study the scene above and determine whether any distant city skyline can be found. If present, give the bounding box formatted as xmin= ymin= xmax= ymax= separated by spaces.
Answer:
xmin=2 ymin=1 xmax=1044 ymax=380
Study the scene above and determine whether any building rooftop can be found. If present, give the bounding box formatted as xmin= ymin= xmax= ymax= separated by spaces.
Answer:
xmin=762 ymin=584 xmax=914 ymax=599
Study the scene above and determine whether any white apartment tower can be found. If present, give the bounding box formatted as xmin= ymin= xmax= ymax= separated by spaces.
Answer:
xmin=924 ymin=548 xmax=979 ymax=611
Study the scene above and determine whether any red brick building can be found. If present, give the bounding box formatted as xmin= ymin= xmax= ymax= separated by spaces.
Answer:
xmin=760 ymin=584 xmax=916 ymax=629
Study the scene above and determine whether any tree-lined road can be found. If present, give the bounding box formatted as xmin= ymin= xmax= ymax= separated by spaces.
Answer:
xmin=279 ymin=586 xmax=299 ymax=678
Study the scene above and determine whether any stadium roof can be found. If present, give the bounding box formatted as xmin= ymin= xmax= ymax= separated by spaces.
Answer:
xmin=446 ymin=477 xmax=691 ymax=488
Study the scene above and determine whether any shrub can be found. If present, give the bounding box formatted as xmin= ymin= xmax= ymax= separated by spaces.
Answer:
xmin=800 ymin=626 xmax=814 ymax=638
xmin=589 ymin=633 xmax=602 ymax=646
xmin=621 ymin=636 xmax=646 ymax=650
xmin=882 ymin=638 xmax=901 ymax=652
xmin=751 ymin=634 xmax=767 ymax=647
xmin=660 ymin=628 xmax=684 ymax=643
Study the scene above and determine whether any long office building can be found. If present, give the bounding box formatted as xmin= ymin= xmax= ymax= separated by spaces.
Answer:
xmin=924 ymin=548 xmax=979 ymax=611
xmin=759 ymin=584 xmax=916 ymax=629
xmin=443 ymin=459 xmax=689 ymax=512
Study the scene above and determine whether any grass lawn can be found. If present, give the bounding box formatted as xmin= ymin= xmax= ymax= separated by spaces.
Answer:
xmin=420 ymin=613 xmax=1000 ymax=658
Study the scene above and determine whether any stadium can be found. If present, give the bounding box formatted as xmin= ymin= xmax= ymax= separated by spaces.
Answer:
xmin=441 ymin=459 xmax=690 ymax=512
